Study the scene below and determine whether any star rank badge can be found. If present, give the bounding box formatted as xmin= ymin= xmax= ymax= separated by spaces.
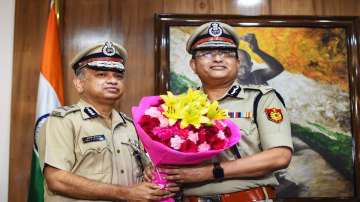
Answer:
xmin=265 ymin=108 xmax=283 ymax=123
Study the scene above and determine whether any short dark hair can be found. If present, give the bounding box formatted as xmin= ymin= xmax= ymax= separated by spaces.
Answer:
xmin=75 ymin=66 xmax=86 ymax=78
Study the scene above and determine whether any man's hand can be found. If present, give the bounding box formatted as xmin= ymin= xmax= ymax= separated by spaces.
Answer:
xmin=159 ymin=166 xmax=212 ymax=184
xmin=143 ymin=165 xmax=154 ymax=182
xmin=143 ymin=166 xmax=180 ymax=194
xmin=125 ymin=182 xmax=174 ymax=201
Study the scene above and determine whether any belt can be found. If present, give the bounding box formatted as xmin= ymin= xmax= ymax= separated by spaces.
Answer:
xmin=185 ymin=186 xmax=275 ymax=202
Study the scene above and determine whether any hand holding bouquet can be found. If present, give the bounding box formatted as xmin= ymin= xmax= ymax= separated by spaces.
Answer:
xmin=132 ymin=89 xmax=241 ymax=201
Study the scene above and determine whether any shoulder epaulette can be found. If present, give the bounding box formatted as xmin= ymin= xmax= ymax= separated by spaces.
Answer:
xmin=51 ymin=105 xmax=80 ymax=117
xmin=242 ymin=85 xmax=274 ymax=94
xmin=119 ymin=112 xmax=133 ymax=123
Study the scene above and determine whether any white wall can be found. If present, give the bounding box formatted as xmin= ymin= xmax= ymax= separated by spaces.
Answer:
xmin=0 ymin=0 xmax=15 ymax=200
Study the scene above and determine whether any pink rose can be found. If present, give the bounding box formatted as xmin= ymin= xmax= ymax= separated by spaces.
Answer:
xmin=170 ymin=135 xmax=184 ymax=150
xmin=198 ymin=142 xmax=210 ymax=152
xmin=187 ymin=131 xmax=199 ymax=143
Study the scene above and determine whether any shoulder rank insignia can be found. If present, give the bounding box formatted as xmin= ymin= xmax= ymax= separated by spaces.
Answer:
xmin=265 ymin=108 xmax=283 ymax=123
xmin=84 ymin=107 xmax=98 ymax=118
xmin=228 ymin=85 xmax=241 ymax=97
xmin=51 ymin=105 xmax=80 ymax=117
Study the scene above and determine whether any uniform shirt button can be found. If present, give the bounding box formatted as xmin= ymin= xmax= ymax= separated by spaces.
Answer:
xmin=120 ymin=169 xmax=124 ymax=174
xmin=116 ymin=149 xmax=121 ymax=154
xmin=96 ymin=147 xmax=101 ymax=152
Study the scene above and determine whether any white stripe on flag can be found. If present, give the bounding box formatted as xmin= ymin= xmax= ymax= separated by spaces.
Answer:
xmin=35 ymin=73 xmax=61 ymax=120
xmin=34 ymin=73 xmax=61 ymax=147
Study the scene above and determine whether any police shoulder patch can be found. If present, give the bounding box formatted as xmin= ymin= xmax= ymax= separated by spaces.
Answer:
xmin=51 ymin=105 xmax=80 ymax=117
xmin=265 ymin=107 xmax=283 ymax=123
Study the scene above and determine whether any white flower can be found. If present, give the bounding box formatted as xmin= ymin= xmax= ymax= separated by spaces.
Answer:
xmin=158 ymin=115 xmax=169 ymax=127
xmin=170 ymin=135 xmax=184 ymax=150
xmin=188 ymin=131 xmax=199 ymax=143
xmin=198 ymin=142 xmax=210 ymax=152
xmin=145 ymin=107 xmax=162 ymax=118
xmin=217 ymin=131 xmax=226 ymax=140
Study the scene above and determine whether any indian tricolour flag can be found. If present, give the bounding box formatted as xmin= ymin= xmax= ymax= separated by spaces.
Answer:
xmin=28 ymin=1 xmax=64 ymax=201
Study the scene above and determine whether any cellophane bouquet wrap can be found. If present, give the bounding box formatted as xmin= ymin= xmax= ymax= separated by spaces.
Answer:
xmin=131 ymin=89 xmax=241 ymax=202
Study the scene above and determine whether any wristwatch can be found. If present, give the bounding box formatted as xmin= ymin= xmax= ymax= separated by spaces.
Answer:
xmin=212 ymin=162 xmax=224 ymax=180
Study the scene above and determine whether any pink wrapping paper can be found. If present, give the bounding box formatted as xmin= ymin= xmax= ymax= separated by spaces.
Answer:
xmin=132 ymin=96 xmax=242 ymax=202
xmin=131 ymin=96 xmax=242 ymax=166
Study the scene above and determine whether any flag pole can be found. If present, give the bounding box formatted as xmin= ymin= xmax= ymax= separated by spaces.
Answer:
xmin=54 ymin=0 xmax=60 ymax=24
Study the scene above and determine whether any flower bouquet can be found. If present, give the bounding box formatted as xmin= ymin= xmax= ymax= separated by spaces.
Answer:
xmin=131 ymin=89 xmax=241 ymax=201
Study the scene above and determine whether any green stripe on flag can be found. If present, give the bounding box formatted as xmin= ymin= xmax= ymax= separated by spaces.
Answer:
xmin=28 ymin=149 xmax=44 ymax=202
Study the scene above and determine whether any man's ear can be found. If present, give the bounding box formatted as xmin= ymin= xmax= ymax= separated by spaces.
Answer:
xmin=237 ymin=57 xmax=241 ymax=71
xmin=73 ymin=76 xmax=84 ymax=93
xmin=189 ymin=59 xmax=196 ymax=73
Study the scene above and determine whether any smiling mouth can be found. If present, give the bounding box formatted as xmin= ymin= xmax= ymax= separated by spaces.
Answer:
xmin=210 ymin=65 xmax=227 ymax=70
xmin=104 ymin=87 xmax=119 ymax=92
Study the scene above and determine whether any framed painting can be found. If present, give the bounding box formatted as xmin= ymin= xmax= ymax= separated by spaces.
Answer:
xmin=155 ymin=14 xmax=360 ymax=201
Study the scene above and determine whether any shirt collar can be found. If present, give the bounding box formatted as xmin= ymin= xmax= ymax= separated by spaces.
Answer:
xmin=77 ymin=99 xmax=126 ymax=126
xmin=112 ymin=109 xmax=127 ymax=127
xmin=77 ymin=99 xmax=100 ymax=119
xmin=226 ymin=80 xmax=247 ymax=99
xmin=220 ymin=80 xmax=247 ymax=100
xmin=198 ymin=80 xmax=247 ymax=101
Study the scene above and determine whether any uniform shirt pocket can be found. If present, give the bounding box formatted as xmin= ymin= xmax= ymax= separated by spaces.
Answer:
xmin=76 ymin=135 xmax=112 ymax=175
xmin=233 ymin=118 xmax=261 ymax=156
xmin=232 ymin=118 xmax=253 ymax=136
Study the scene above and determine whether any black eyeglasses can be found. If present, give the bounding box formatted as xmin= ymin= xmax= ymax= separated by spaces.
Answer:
xmin=194 ymin=50 xmax=237 ymax=59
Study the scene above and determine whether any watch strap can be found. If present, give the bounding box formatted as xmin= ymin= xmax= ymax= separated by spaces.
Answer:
xmin=213 ymin=162 xmax=224 ymax=180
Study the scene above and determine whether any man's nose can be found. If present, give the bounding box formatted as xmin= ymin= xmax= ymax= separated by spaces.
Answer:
xmin=107 ymin=74 xmax=119 ymax=83
xmin=213 ymin=53 xmax=224 ymax=61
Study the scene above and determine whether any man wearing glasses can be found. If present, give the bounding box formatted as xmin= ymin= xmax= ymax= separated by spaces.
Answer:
xmin=160 ymin=22 xmax=293 ymax=202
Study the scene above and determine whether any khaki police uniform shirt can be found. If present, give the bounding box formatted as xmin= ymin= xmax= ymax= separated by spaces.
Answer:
xmin=183 ymin=83 xmax=293 ymax=196
xmin=38 ymin=100 xmax=144 ymax=202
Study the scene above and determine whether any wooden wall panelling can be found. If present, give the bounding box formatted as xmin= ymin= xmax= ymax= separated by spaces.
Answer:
xmin=269 ymin=0 xmax=316 ymax=15
xmin=9 ymin=0 xmax=360 ymax=201
xmin=162 ymin=0 xmax=197 ymax=14
xmin=163 ymin=0 xmax=271 ymax=15
xmin=313 ymin=0 xmax=360 ymax=16
xmin=210 ymin=0 xmax=270 ymax=15
xmin=9 ymin=0 xmax=49 ymax=201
